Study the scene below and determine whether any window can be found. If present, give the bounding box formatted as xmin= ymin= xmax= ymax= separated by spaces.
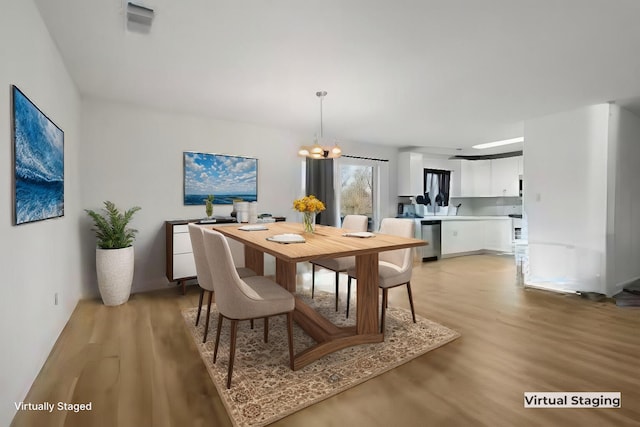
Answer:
xmin=423 ymin=168 xmax=451 ymax=208
xmin=338 ymin=159 xmax=379 ymax=231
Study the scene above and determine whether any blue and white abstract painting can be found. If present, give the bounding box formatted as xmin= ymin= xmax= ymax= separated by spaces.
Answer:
xmin=184 ymin=152 xmax=257 ymax=205
xmin=13 ymin=86 xmax=64 ymax=225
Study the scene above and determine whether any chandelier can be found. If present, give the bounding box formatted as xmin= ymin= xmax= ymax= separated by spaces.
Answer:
xmin=298 ymin=91 xmax=342 ymax=159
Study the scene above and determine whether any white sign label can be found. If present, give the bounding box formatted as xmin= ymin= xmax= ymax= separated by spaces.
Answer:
xmin=524 ymin=392 xmax=621 ymax=408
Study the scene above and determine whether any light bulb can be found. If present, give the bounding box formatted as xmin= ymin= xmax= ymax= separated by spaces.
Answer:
xmin=298 ymin=147 xmax=310 ymax=156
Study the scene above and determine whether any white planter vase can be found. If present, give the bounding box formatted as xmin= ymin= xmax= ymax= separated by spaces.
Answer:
xmin=96 ymin=246 xmax=134 ymax=306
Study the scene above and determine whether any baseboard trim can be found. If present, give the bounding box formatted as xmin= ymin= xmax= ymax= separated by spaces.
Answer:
xmin=441 ymin=249 xmax=511 ymax=259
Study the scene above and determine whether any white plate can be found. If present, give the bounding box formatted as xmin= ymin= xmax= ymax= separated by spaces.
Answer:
xmin=238 ymin=225 xmax=269 ymax=231
xmin=266 ymin=233 xmax=306 ymax=244
xmin=342 ymin=231 xmax=376 ymax=238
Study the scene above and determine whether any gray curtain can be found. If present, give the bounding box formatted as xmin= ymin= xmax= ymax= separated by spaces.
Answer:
xmin=305 ymin=158 xmax=337 ymax=226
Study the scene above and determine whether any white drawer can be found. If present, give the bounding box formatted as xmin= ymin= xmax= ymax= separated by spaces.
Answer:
xmin=173 ymin=233 xmax=193 ymax=254
xmin=172 ymin=253 xmax=196 ymax=280
xmin=174 ymin=224 xmax=189 ymax=233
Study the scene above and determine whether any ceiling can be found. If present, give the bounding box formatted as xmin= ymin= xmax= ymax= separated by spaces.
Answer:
xmin=34 ymin=0 xmax=640 ymax=154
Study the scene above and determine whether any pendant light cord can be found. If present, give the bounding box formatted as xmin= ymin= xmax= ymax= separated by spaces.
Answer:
xmin=316 ymin=91 xmax=327 ymax=139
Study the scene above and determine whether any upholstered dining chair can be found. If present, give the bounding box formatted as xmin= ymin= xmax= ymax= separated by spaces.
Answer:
xmin=188 ymin=224 xmax=256 ymax=344
xmin=309 ymin=214 xmax=368 ymax=311
xmin=201 ymin=228 xmax=295 ymax=389
xmin=346 ymin=218 xmax=416 ymax=333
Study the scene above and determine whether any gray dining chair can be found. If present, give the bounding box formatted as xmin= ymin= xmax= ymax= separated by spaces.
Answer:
xmin=309 ymin=215 xmax=368 ymax=310
xmin=188 ymin=224 xmax=255 ymax=344
xmin=202 ymin=228 xmax=295 ymax=389
xmin=346 ymin=218 xmax=416 ymax=332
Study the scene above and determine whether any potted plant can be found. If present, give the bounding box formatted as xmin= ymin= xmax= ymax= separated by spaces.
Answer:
xmin=85 ymin=201 xmax=141 ymax=306
xmin=204 ymin=194 xmax=214 ymax=218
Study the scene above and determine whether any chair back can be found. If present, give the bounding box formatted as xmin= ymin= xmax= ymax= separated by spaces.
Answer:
xmin=342 ymin=214 xmax=368 ymax=232
xmin=378 ymin=218 xmax=415 ymax=271
xmin=188 ymin=224 xmax=215 ymax=292
xmin=201 ymin=228 xmax=263 ymax=318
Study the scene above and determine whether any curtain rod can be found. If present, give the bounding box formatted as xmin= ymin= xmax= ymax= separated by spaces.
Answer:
xmin=342 ymin=154 xmax=389 ymax=162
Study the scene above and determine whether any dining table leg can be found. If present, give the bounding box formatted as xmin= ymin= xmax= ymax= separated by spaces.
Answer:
xmin=275 ymin=258 xmax=297 ymax=292
xmin=355 ymin=252 xmax=379 ymax=335
xmin=244 ymin=245 xmax=264 ymax=276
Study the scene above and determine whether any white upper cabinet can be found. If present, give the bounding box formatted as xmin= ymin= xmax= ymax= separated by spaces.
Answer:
xmin=460 ymin=156 xmax=522 ymax=197
xmin=490 ymin=157 xmax=520 ymax=197
xmin=517 ymin=156 xmax=524 ymax=176
xmin=398 ymin=152 xmax=424 ymax=196
xmin=460 ymin=159 xmax=492 ymax=197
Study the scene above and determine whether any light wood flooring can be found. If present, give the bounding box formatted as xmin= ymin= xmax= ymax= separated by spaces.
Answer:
xmin=11 ymin=255 xmax=640 ymax=427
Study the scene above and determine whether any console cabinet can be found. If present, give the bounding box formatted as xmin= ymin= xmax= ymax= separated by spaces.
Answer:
xmin=166 ymin=217 xmax=285 ymax=294
xmin=165 ymin=218 xmax=235 ymax=293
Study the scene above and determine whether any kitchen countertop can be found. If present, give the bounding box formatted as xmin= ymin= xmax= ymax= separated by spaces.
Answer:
xmin=395 ymin=215 xmax=512 ymax=221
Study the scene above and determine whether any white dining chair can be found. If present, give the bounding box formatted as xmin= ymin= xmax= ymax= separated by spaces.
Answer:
xmin=188 ymin=224 xmax=255 ymax=343
xmin=346 ymin=218 xmax=416 ymax=332
xmin=309 ymin=215 xmax=368 ymax=311
xmin=202 ymin=228 xmax=295 ymax=389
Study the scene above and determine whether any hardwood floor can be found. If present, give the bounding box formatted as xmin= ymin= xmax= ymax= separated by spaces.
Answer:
xmin=11 ymin=255 xmax=640 ymax=427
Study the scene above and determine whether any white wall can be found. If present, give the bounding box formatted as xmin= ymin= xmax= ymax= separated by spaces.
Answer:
xmin=79 ymin=98 xmax=399 ymax=294
xmin=523 ymin=104 xmax=609 ymax=294
xmin=606 ymin=105 xmax=640 ymax=295
xmin=79 ymin=99 xmax=301 ymax=294
xmin=0 ymin=1 xmax=82 ymax=425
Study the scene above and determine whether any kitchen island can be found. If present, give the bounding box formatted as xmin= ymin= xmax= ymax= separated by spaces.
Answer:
xmin=396 ymin=215 xmax=513 ymax=258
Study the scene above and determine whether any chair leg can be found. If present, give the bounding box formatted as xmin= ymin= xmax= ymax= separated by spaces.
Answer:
xmin=195 ymin=288 xmax=205 ymax=326
xmin=311 ymin=264 xmax=316 ymax=298
xmin=227 ymin=319 xmax=239 ymax=389
xmin=214 ymin=314 xmax=223 ymax=363
xmin=346 ymin=276 xmax=352 ymax=318
xmin=263 ymin=317 xmax=269 ymax=343
xmin=381 ymin=288 xmax=388 ymax=333
xmin=406 ymin=282 xmax=416 ymax=323
xmin=286 ymin=312 xmax=294 ymax=370
xmin=203 ymin=291 xmax=213 ymax=343
xmin=250 ymin=319 xmax=254 ymax=329
xmin=335 ymin=271 xmax=340 ymax=311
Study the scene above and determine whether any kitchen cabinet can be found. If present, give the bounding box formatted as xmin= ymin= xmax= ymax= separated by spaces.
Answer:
xmin=460 ymin=156 xmax=522 ymax=197
xmin=441 ymin=218 xmax=512 ymax=256
xmin=490 ymin=157 xmax=520 ymax=197
xmin=483 ymin=220 xmax=513 ymax=252
xmin=517 ymin=156 xmax=524 ymax=176
xmin=398 ymin=152 xmax=424 ymax=196
xmin=460 ymin=159 xmax=491 ymax=197
xmin=441 ymin=220 xmax=486 ymax=254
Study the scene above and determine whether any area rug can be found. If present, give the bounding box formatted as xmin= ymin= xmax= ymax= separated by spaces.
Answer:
xmin=181 ymin=291 xmax=460 ymax=427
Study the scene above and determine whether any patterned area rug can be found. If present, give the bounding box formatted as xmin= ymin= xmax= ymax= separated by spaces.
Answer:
xmin=181 ymin=291 xmax=460 ymax=427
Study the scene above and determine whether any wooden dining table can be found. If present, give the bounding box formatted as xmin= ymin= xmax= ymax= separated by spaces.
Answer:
xmin=210 ymin=221 xmax=425 ymax=370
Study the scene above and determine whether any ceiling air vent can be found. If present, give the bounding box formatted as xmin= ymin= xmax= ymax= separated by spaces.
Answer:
xmin=126 ymin=2 xmax=155 ymax=33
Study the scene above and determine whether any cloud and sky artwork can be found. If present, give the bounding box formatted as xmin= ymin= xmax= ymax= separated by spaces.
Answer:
xmin=183 ymin=152 xmax=257 ymax=205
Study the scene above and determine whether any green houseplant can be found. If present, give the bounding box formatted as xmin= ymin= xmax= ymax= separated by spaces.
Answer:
xmin=85 ymin=201 xmax=141 ymax=306
xmin=204 ymin=194 xmax=214 ymax=218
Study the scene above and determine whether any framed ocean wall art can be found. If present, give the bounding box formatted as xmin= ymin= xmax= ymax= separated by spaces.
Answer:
xmin=183 ymin=151 xmax=258 ymax=205
xmin=12 ymin=85 xmax=64 ymax=225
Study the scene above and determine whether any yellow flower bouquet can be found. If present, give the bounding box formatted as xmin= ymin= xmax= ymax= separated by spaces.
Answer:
xmin=293 ymin=195 xmax=325 ymax=232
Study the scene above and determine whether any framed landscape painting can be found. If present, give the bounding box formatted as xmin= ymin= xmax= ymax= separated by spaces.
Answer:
xmin=183 ymin=151 xmax=258 ymax=205
xmin=12 ymin=85 xmax=64 ymax=225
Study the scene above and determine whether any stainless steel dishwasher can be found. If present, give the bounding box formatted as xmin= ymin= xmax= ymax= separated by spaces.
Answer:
xmin=421 ymin=220 xmax=441 ymax=261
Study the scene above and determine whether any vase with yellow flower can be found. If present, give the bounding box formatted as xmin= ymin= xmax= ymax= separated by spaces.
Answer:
xmin=293 ymin=195 xmax=326 ymax=233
